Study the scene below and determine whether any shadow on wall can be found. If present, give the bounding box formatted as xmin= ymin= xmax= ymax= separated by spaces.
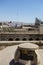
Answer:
xmin=9 ymin=59 xmax=24 ymax=65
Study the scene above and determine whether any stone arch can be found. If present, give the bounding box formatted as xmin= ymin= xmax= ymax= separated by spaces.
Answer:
xmin=15 ymin=38 xmax=20 ymax=41
xmin=29 ymin=38 xmax=33 ymax=41
xmin=8 ymin=38 xmax=13 ymax=41
xmin=22 ymin=38 xmax=27 ymax=41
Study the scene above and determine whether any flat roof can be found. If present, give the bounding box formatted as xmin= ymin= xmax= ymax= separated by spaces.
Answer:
xmin=18 ymin=43 xmax=39 ymax=50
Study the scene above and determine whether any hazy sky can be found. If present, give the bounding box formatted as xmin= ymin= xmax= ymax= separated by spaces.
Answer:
xmin=0 ymin=0 xmax=43 ymax=23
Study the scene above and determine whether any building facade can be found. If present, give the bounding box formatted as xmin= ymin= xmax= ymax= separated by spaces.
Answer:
xmin=0 ymin=18 xmax=43 ymax=41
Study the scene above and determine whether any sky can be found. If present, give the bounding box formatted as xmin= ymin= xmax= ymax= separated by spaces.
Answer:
xmin=0 ymin=0 xmax=43 ymax=23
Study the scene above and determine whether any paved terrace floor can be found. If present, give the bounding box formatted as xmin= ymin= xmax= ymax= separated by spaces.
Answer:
xmin=0 ymin=45 xmax=43 ymax=65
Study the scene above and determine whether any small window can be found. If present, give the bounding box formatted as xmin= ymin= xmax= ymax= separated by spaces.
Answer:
xmin=15 ymin=38 xmax=20 ymax=41
xmin=42 ymin=38 xmax=43 ymax=40
xmin=29 ymin=38 xmax=33 ymax=41
xmin=8 ymin=38 xmax=13 ymax=41
xmin=22 ymin=38 xmax=27 ymax=41
xmin=36 ymin=38 xmax=39 ymax=40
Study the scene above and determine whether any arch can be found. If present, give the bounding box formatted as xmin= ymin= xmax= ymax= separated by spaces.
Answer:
xmin=22 ymin=38 xmax=27 ymax=41
xmin=29 ymin=38 xmax=33 ymax=41
xmin=35 ymin=38 xmax=39 ymax=40
xmin=8 ymin=38 xmax=13 ymax=41
xmin=42 ymin=38 xmax=43 ymax=40
xmin=15 ymin=38 xmax=20 ymax=41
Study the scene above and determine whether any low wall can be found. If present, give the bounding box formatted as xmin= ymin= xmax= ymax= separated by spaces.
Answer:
xmin=0 ymin=41 xmax=42 ymax=46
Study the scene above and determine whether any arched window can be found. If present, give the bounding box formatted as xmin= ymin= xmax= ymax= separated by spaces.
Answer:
xmin=15 ymin=38 xmax=20 ymax=41
xmin=42 ymin=38 xmax=43 ymax=40
xmin=35 ymin=38 xmax=39 ymax=40
xmin=29 ymin=38 xmax=33 ymax=41
xmin=8 ymin=38 xmax=13 ymax=41
xmin=22 ymin=38 xmax=27 ymax=41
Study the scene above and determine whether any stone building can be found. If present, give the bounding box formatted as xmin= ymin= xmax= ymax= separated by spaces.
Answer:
xmin=0 ymin=18 xmax=43 ymax=41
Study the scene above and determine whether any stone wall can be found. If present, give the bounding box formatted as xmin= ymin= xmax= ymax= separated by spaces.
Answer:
xmin=0 ymin=34 xmax=43 ymax=41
